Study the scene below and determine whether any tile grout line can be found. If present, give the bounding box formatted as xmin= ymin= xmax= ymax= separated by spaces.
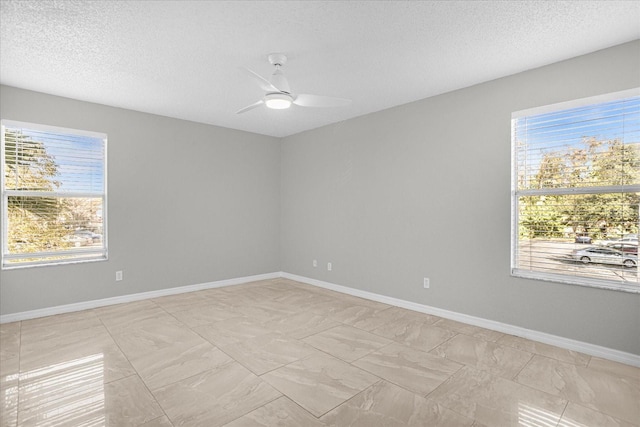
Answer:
xmin=514 ymin=351 xmax=640 ymax=418
xmin=14 ymin=320 xmax=22 ymax=426
xmin=148 ymin=289 xmax=304 ymax=422
xmin=315 ymin=379 xmax=386 ymax=420
xmin=247 ymin=315 xmax=392 ymax=419
xmin=423 ymin=372 xmax=478 ymax=425
xmin=346 ymin=340 xmax=465 ymax=400
xmin=6 ymin=280 xmax=638 ymax=426
xmin=507 ymin=354 xmax=576 ymax=416
xmin=428 ymin=332 xmax=461 ymax=355
xmin=511 ymin=351 xmax=536 ymax=381
xmin=95 ymin=304 xmax=175 ymax=425
xmin=496 ymin=335 xmax=593 ymax=368
xmin=280 ymin=394 xmax=329 ymax=422
xmin=554 ymin=400 xmax=570 ymax=427
xmin=220 ymin=393 xmax=284 ymax=426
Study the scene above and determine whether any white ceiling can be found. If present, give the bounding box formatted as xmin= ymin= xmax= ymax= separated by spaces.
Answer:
xmin=1 ymin=1 xmax=639 ymax=138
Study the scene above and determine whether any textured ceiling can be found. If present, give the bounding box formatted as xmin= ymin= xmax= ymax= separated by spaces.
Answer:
xmin=1 ymin=1 xmax=639 ymax=138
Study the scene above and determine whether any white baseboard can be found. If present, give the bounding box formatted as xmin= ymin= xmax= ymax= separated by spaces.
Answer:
xmin=2 ymin=270 xmax=638 ymax=367
xmin=281 ymin=272 xmax=640 ymax=368
xmin=0 ymin=272 xmax=280 ymax=324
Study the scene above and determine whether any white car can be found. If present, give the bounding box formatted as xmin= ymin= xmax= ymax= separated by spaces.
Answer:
xmin=620 ymin=236 xmax=639 ymax=244
xmin=75 ymin=230 xmax=102 ymax=243
xmin=604 ymin=234 xmax=639 ymax=245
xmin=572 ymin=246 xmax=637 ymax=268
xmin=62 ymin=234 xmax=91 ymax=247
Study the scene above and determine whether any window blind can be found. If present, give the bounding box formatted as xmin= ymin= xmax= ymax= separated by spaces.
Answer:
xmin=1 ymin=120 xmax=107 ymax=268
xmin=511 ymin=90 xmax=640 ymax=292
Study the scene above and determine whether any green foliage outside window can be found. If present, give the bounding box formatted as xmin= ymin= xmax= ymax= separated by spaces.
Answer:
xmin=518 ymin=137 xmax=639 ymax=241
xmin=4 ymin=129 xmax=93 ymax=254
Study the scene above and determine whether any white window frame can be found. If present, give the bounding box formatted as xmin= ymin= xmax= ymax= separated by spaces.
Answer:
xmin=511 ymin=88 xmax=640 ymax=293
xmin=1 ymin=120 xmax=108 ymax=269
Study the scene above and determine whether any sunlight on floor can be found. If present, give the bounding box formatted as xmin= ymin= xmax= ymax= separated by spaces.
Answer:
xmin=518 ymin=402 xmax=562 ymax=427
xmin=18 ymin=354 xmax=105 ymax=426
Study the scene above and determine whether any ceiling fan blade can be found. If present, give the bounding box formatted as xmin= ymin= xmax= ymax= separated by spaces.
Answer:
xmin=244 ymin=67 xmax=280 ymax=92
xmin=293 ymin=94 xmax=351 ymax=108
xmin=270 ymin=69 xmax=291 ymax=94
xmin=236 ymin=99 xmax=264 ymax=114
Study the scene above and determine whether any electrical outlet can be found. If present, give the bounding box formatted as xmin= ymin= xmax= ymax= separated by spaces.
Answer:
xmin=423 ymin=277 xmax=430 ymax=288
xmin=327 ymin=262 xmax=332 ymax=271
xmin=116 ymin=271 xmax=123 ymax=281
xmin=313 ymin=259 xmax=317 ymax=267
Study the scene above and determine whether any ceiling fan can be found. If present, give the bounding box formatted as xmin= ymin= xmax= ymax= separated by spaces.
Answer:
xmin=236 ymin=53 xmax=351 ymax=114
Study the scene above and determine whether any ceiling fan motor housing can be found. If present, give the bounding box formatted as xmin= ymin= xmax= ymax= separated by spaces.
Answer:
xmin=268 ymin=53 xmax=287 ymax=66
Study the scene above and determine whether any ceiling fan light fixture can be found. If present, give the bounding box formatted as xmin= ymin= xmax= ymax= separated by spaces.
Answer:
xmin=265 ymin=93 xmax=292 ymax=109
xmin=236 ymin=54 xmax=352 ymax=115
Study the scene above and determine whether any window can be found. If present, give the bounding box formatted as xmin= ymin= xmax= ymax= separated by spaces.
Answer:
xmin=1 ymin=120 xmax=107 ymax=268
xmin=511 ymin=89 xmax=639 ymax=292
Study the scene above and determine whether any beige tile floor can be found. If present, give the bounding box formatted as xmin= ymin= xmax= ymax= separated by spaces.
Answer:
xmin=0 ymin=278 xmax=638 ymax=427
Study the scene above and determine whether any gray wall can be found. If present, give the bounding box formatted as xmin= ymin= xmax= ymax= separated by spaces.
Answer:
xmin=0 ymin=85 xmax=281 ymax=314
xmin=280 ymin=41 xmax=640 ymax=355
xmin=2 ymin=41 xmax=639 ymax=355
